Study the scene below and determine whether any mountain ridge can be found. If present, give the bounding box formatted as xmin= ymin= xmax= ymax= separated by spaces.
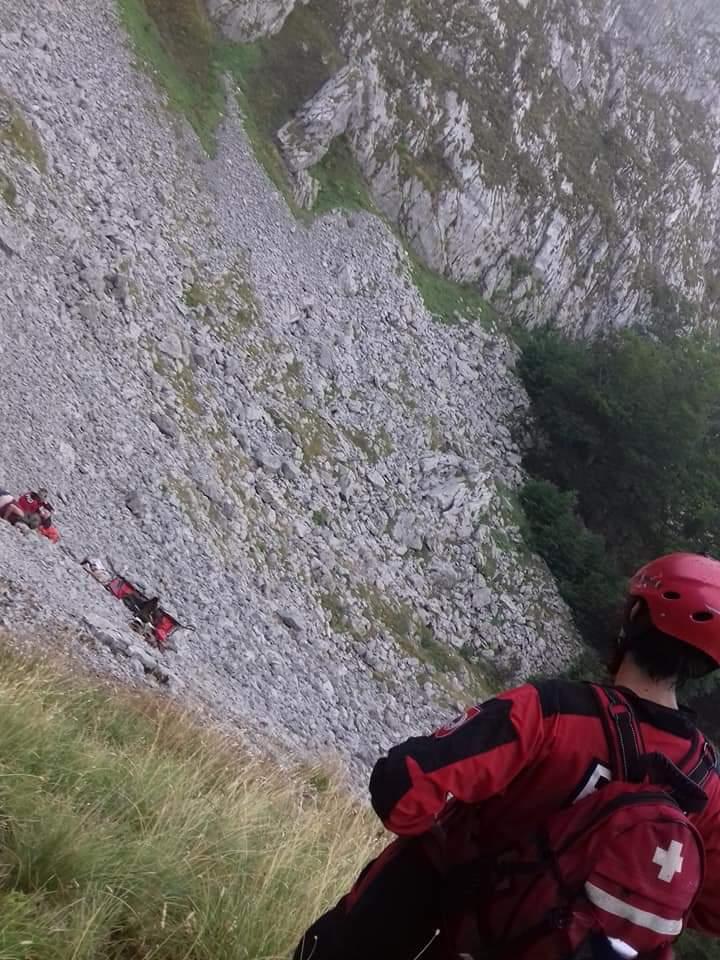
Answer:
xmin=218 ymin=0 xmax=720 ymax=332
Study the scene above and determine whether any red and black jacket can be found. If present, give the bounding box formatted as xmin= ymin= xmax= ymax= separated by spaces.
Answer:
xmin=369 ymin=680 xmax=720 ymax=935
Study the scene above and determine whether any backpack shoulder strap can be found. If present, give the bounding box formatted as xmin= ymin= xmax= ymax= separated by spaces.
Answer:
xmin=590 ymin=685 xmax=645 ymax=782
xmin=592 ymin=684 xmax=716 ymax=796
xmin=682 ymin=733 xmax=717 ymax=789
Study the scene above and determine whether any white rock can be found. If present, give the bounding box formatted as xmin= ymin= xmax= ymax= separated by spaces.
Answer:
xmin=159 ymin=332 xmax=184 ymax=360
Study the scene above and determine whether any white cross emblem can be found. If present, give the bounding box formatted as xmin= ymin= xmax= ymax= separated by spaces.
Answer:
xmin=653 ymin=841 xmax=684 ymax=882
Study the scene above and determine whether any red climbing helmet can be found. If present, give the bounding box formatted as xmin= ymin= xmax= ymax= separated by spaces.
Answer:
xmin=629 ymin=553 xmax=720 ymax=667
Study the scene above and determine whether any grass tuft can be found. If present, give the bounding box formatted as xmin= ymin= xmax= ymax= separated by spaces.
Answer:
xmin=182 ymin=259 xmax=260 ymax=340
xmin=311 ymin=137 xmax=375 ymax=216
xmin=408 ymin=251 xmax=495 ymax=326
xmin=0 ymin=93 xmax=46 ymax=172
xmin=343 ymin=426 xmax=394 ymax=465
xmin=0 ymin=169 xmax=16 ymax=206
xmin=0 ymin=645 xmax=379 ymax=959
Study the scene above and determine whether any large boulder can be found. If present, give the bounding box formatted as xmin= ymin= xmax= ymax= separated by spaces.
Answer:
xmin=206 ymin=0 xmax=309 ymax=41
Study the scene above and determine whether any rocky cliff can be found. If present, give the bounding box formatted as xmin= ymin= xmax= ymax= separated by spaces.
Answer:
xmin=206 ymin=0 xmax=306 ymax=41
xmin=0 ymin=0 xmax=576 ymax=779
xmin=225 ymin=0 xmax=720 ymax=332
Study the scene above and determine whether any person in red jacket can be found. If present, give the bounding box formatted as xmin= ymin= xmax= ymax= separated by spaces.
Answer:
xmin=0 ymin=488 xmax=26 ymax=525
xmin=294 ymin=553 xmax=720 ymax=960
xmin=16 ymin=487 xmax=52 ymax=517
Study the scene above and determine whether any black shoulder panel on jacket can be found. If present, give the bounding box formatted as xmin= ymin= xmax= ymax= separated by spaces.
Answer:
xmin=532 ymin=680 xmax=599 ymax=719
xmin=369 ymin=698 xmax=516 ymax=822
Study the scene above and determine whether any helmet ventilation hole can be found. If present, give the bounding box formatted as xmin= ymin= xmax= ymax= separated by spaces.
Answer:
xmin=692 ymin=611 xmax=713 ymax=622
xmin=663 ymin=591 xmax=681 ymax=600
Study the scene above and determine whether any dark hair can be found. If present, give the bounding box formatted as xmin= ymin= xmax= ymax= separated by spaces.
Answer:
xmin=611 ymin=598 xmax=716 ymax=683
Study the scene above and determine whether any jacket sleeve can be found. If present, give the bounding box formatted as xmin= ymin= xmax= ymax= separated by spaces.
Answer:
xmin=689 ymin=775 xmax=720 ymax=936
xmin=369 ymin=684 xmax=549 ymax=836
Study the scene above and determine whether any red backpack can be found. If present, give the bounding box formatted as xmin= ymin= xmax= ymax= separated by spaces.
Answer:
xmin=449 ymin=686 xmax=714 ymax=960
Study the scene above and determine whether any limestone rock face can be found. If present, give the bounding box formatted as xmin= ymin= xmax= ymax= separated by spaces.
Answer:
xmin=278 ymin=66 xmax=363 ymax=173
xmin=206 ymin=0 xmax=308 ymax=41
xmin=274 ymin=0 xmax=720 ymax=331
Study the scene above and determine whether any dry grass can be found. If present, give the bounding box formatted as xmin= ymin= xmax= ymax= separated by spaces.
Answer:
xmin=0 ymin=648 xmax=380 ymax=959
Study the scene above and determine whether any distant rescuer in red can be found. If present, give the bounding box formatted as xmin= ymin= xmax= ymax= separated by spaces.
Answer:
xmin=294 ymin=554 xmax=720 ymax=960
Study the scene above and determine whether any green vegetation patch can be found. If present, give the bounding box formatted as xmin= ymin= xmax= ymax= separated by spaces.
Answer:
xmin=270 ymin=407 xmax=337 ymax=464
xmin=281 ymin=358 xmax=308 ymax=400
xmin=519 ymin=477 xmax=620 ymax=644
xmin=343 ymin=426 xmax=394 ymax=465
xmin=183 ymin=259 xmax=259 ymax=340
xmin=116 ymin=0 xmax=223 ymax=152
xmin=312 ymin=507 xmax=330 ymax=527
xmin=183 ymin=280 xmax=211 ymax=308
xmin=152 ymin=352 xmax=203 ymax=419
xmin=417 ymin=630 xmax=460 ymax=674
xmin=320 ymin=590 xmax=357 ymax=636
xmin=354 ymin=583 xmax=488 ymax=695
xmin=293 ymin=411 xmax=338 ymax=464
xmin=170 ymin=362 xmax=203 ymax=417
xmin=117 ymin=0 xmax=348 ymax=198
xmin=409 ymin=250 xmax=495 ymax=326
xmin=219 ymin=2 xmax=343 ymax=134
xmin=516 ymin=325 xmax=720 ymax=650
xmin=214 ymin=42 xmax=297 ymax=202
xmin=311 ymin=136 xmax=376 ymax=216
xmin=0 ymin=648 xmax=378 ymax=959
xmin=0 ymin=93 xmax=46 ymax=172
xmin=427 ymin=414 xmax=445 ymax=451
xmin=214 ymin=4 xmax=373 ymax=218
xmin=163 ymin=474 xmax=201 ymax=527
xmin=357 ymin=584 xmax=416 ymax=643
xmin=0 ymin=170 xmax=16 ymax=206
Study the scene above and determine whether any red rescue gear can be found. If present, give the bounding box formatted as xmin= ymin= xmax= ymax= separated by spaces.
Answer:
xmin=369 ymin=681 xmax=720 ymax=935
